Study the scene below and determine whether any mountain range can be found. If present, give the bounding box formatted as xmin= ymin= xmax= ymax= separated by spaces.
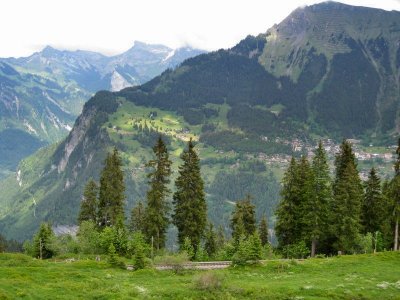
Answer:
xmin=0 ymin=42 xmax=204 ymax=177
xmin=0 ymin=1 xmax=399 ymax=241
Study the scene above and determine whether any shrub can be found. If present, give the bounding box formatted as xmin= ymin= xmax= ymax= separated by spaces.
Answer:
xmin=181 ymin=237 xmax=194 ymax=260
xmin=77 ymin=221 xmax=101 ymax=254
xmin=281 ymin=241 xmax=310 ymax=259
xmin=194 ymin=271 xmax=224 ymax=291
xmin=107 ymin=244 xmax=124 ymax=268
xmin=154 ymin=252 xmax=190 ymax=274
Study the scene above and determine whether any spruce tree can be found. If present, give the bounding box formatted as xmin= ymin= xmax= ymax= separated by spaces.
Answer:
xmin=78 ymin=179 xmax=98 ymax=225
xmin=275 ymin=157 xmax=300 ymax=247
xmin=204 ymin=222 xmax=217 ymax=258
xmin=276 ymin=156 xmax=312 ymax=248
xmin=232 ymin=214 xmax=246 ymax=246
xmin=130 ymin=201 xmax=146 ymax=233
xmin=332 ymin=140 xmax=363 ymax=253
xmin=144 ymin=136 xmax=172 ymax=250
xmin=173 ymin=139 xmax=207 ymax=253
xmin=98 ymin=148 xmax=125 ymax=228
xmin=247 ymin=231 xmax=262 ymax=261
xmin=304 ymin=141 xmax=331 ymax=256
xmin=216 ymin=225 xmax=225 ymax=250
xmin=362 ymin=168 xmax=385 ymax=234
xmin=230 ymin=195 xmax=256 ymax=238
xmin=33 ymin=223 xmax=55 ymax=259
xmin=259 ymin=214 xmax=269 ymax=246
xmin=391 ymin=138 xmax=400 ymax=250
xmin=381 ymin=180 xmax=396 ymax=249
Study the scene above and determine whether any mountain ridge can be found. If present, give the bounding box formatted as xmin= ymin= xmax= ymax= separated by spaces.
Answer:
xmin=0 ymin=42 xmax=205 ymax=176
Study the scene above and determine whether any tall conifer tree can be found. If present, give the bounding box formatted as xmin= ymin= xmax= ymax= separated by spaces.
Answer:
xmin=204 ymin=222 xmax=217 ymax=258
xmin=304 ymin=141 xmax=331 ymax=256
xmin=332 ymin=140 xmax=363 ymax=253
xmin=362 ymin=168 xmax=385 ymax=235
xmin=391 ymin=138 xmax=400 ymax=250
xmin=259 ymin=214 xmax=269 ymax=246
xmin=78 ymin=179 xmax=98 ymax=225
xmin=275 ymin=157 xmax=301 ymax=247
xmin=130 ymin=201 xmax=146 ymax=233
xmin=231 ymin=195 xmax=256 ymax=239
xmin=173 ymin=139 xmax=206 ymax=253
xmin=144 ymin=136 xmax=172 ymax=250
xmin=98 ymin=148 xmax=125 ymax=227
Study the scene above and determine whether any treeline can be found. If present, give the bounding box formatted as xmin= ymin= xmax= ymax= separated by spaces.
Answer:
xmin=200 ymin=130 xmax=292 ymax=155
xmin=0 ymin=234 xmax=22 ymax=253
xmin=22 ymin=137 xmax=275 ymax=267
xmin=276 ymin=140 xmax=400 ymax=257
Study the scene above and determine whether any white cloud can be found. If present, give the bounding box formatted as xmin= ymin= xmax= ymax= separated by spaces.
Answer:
xmin=1 ymin=0 xmax=399 ymax=57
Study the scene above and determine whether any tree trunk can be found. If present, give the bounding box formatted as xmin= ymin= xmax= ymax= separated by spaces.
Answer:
xmin=311 ymin=239 xmax=316 ymax=257
xmin=395 ymin=217 xmax=399 ymax=251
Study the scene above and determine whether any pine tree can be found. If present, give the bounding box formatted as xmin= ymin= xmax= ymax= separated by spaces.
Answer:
xmin=144 ymin=136 xmax=172 ymax=250
xmin=332 ymin=140 xmax=363 ymax=253
xmin=259 ymin=214 xmax=269 ymax=246
xmin=381 ymin=180 xmax=396 ymax=249
xmin=0 ymin=234 xmax=6 ymax=253
xmin=130 ymin=201 xmax=146 ymax=233
xmin=276 ymin=157 xmax=308 ymax=248
xmin=362 ymin=168 xmax=386 ymax=234
xmin=304 ymin=141 xmax=331 ymax=257
xmin=33 ymin=223 xmax=55 ymax=259
xmin=132 ymin=232 xmax=146 ymax=270
xmin=204 ymin=222 xmax=217 ymax=258
xmin=78 ymin=179 xmax=98 ymax=225
xmin=173 ymin=139 xmax=207 ymax=254
xmin=230 ymin=195 xmax=256 ymax=239
xmin=181 ymin=236 xmax=195 ymax=260
xmin=232 ymin=214 xmax=246 ymax=246
xmin=247 ymin=231 xmax=262 ymax=261
xmin=107 ymin=244 xmax=118 ymax=266
xmin=276 ymin=157 xmax=298 ymax=247
xmin=391 ymin=138 xmax=400 ymax=250
xmin=98 ymin=148 xmax=125 ymax=228
xmin=216 ymin=225 xmax=225 ymax=250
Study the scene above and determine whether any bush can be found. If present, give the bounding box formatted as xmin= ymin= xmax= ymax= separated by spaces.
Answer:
xmin=214 ymin=242 xmax=236 ymax=261
xmin=261 ymin=243 xmax=274 ymax=259
xmin=281 ymin=241 xmax=310 ymax=259
xmin=107 ymin=244 xmax=125 ymax=268
xmin=77 ymin=221 xmax=101 ymax=254
xmin=52 ymin=234 xmax=79 ymax=256
xmin=181 ymin=237 xmax=195 ymax=260
xmin=356 ymin=233 xmax=374 ymax=254
xmin=154 ymin=252 xmax=190 ymax=274
xmin=194 ymin=271 xmax=224 ymax=291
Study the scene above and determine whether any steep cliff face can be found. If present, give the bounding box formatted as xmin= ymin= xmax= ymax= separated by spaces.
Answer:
xmin=0 ymin=92 xmax=118 ymax=240
xmin=0 ymin=43 xmax=205 ymax=176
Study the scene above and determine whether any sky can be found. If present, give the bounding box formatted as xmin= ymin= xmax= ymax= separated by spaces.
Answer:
xmin=1 ymin=0 xmax=399 ymax=58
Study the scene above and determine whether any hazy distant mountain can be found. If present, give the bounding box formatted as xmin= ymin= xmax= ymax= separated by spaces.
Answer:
xmin=0 ymin=42 xmax=205 ymax=176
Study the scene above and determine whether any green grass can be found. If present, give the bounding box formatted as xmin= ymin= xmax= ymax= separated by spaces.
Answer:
xmin=0 ymin=252 xmax=399 ymax=299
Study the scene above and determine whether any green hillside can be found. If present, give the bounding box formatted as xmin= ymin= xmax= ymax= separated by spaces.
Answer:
xmin=0 ymin=44 xmax=204 ymax=176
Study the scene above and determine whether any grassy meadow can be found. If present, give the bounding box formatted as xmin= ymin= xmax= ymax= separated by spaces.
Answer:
xmin=0 ymin=252 xmax=399 ymax=299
